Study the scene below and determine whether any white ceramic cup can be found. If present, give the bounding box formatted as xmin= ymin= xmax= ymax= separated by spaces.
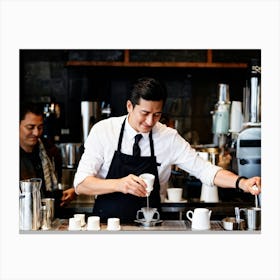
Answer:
xmin=139 ymin=173 xmax=155 ymax=196
xmin=136 ymin=207 xmax=160 ymax=223
xmin=68 ymin=217 xmax=81 ymax=231
xmin=186 ymin=208 xmax=212 ymax=230
xmin=87 ymin=216 xmax=100 ymax=230
xmin=167 ymin=188 xmax=183 ymax=202
xmin=200 ymin=184 xmax=219 ymax=203
xmin=74 ymin=214 xmax=86 ymax=227
xmin=107 ymin=218 xmax=121 ymax=231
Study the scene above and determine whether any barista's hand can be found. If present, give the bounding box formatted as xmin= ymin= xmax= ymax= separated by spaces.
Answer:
xmin=60 ymin=187 xmax=77 ymax=206
xmin=239 ymin=176 xmax=261 ymax=195
xmin=117 ymin=174 xmax=147 ymax=197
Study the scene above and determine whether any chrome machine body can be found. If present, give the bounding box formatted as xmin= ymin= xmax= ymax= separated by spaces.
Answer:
xmin=236 ymin=126 xmax=261 ymax=178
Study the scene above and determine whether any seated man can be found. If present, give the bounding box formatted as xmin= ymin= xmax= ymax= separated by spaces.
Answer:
xmin=20 ymin=102 xmax=76 ymax=216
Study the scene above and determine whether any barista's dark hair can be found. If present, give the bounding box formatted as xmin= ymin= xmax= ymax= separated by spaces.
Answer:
xmin=20 ymin=102 xmax=43 ymax=121
xmin=129 ymin=77 xmax=167 ymax=107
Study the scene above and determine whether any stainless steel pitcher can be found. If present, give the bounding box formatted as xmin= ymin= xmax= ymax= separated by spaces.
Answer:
xmin=19 ymin=178 xmax=42 ymax=230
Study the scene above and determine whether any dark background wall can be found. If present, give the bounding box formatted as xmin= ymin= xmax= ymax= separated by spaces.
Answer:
xmin=20 ymin=49 xmax=260 ymax=144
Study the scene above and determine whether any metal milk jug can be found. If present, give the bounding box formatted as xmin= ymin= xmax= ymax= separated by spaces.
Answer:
xmin=19 ymin=178 xmax=42 ymax=230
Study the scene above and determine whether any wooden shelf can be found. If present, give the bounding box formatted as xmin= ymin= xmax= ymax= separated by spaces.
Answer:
xmin=66 ymin=60 xmax=247 ymax=68
xmin=65 ymin=49 xmax=248 ymax=69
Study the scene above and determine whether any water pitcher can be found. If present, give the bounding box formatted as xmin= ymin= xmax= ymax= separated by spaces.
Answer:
xmin=19 ymin=178 xmax=42 ymax=230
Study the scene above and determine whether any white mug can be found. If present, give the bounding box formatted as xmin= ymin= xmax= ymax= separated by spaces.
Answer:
xmin=167 ymin=188 xmax=183 ymax=202
xmin=139 ymin=173 xmax=155 ymax=196
xmin=186 ymin=208 xmax=212 ymax=230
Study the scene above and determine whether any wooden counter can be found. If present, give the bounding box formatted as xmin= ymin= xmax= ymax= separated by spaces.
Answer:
xmin=20 ymin=219 xmax=260 ymax=234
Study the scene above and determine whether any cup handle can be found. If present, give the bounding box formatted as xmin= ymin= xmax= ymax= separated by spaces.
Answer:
xmin=136 ymin=210 xmax=143 ymax=220
xmin=154 ymin=211 xmax=160 ymax=221
xmin=186 ymin=210 xmax=193 ymax=221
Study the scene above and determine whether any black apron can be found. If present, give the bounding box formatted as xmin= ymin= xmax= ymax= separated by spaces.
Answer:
xmin=92 ymin=118 xmax=161 ymax=223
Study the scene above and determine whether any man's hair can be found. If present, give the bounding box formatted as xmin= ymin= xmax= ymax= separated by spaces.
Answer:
xmin=129 ymin=77 xmax=167 ymax=107
xmin=20 ymin=102 xmax=43 ymax=121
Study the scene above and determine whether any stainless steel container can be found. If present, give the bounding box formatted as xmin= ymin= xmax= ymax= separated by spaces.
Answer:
xmin=81 ymin=101 xmax=101 ymax=143
xmin=41 ymin=198 xmax=55 ymax=221
xmin=240 ymin=207 xmax=261 ymax=230
xmin=19 ymin=178 xmax=42 ymax=230
xmin=59 ymin=143 xmax=82 ymax=168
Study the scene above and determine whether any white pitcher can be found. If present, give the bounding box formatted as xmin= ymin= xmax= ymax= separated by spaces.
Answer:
xmin=186 ymin=208 xmax=212 ymax=230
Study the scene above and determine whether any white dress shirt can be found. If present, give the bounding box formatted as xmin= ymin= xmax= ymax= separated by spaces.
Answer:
xmin=74 ymin=115 xmax=222 ymax=196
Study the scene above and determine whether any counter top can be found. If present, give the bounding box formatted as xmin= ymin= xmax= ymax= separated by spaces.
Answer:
xmin=20 ymin=219 xmax=261 ymax=234
xmin=61 ymin=200 xmax=255 ymax=220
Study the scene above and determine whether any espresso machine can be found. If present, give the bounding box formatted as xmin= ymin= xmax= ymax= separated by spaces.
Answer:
xmin=236 ymin=58 xmax=261 ymax=178
xmin=235 ymin=59 xmax=261 ymax=206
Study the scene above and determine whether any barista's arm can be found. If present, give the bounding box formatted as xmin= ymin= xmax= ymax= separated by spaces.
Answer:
xmin=213 ymin=169 xmax=261 ymax=195
xmin=76 ymin=174 xmax=147 ymax=197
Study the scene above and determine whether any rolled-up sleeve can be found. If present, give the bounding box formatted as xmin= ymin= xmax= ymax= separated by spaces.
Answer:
xmin=169 ymin=131 xmax=222 ymax=186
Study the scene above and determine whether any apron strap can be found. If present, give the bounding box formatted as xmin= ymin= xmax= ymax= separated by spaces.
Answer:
xmin=149 ymin=130 xmax=154 ymax=157
xmin=117 ymin=119 xmax=126 ymax=152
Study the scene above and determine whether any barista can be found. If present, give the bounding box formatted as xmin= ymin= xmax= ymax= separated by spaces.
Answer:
xmin=20 ymin=102 xmax=76 ymax=211
xmin=74 ymin=77 xmax=261 ymax=223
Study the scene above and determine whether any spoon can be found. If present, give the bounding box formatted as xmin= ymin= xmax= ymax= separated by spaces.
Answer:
xmin=255 ymin=195 xmax=259 ymax=208
xmin=252 ymin=185 xmax=259 ymax=208
xmin=235 ymin=207 xmax=240 ymax=229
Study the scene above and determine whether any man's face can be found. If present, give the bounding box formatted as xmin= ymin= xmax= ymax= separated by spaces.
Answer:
xmin=127 ymin=98 xmax=163 ymax=133
xmin=20 ymin=112 xmax=43 ymax=152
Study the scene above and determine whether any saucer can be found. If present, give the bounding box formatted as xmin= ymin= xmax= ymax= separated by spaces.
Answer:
xmin=134 ymin=219 xmax=163 ymax=227
xmin=164 ymin=198 xmax=188 ymax=203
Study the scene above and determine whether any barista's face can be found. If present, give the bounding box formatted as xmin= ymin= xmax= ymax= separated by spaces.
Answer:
xmin=20 ymin=112 xmax=43 ymax=152
xmin=127 ymin=98 xmax=163 ymax=133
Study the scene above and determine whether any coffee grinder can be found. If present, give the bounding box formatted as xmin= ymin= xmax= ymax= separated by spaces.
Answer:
xmin=212 ymin=83 xmax=231 ymax=149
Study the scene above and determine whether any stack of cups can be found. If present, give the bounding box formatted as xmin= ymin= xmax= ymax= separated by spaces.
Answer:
xmin=230 ymin=101 xmax=243 ymax=133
